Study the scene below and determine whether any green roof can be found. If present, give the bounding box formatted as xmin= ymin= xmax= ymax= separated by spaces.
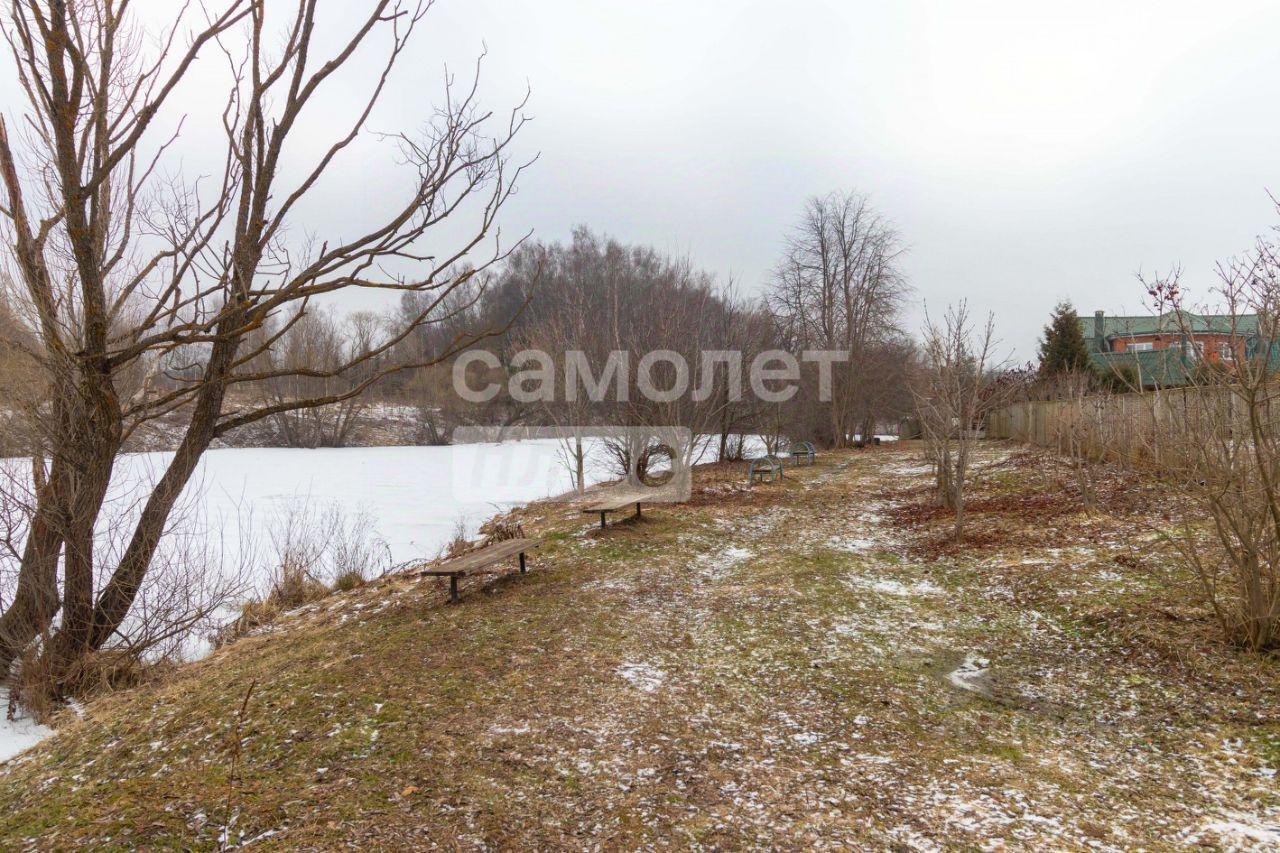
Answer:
xmin=1088 ymin=331 xmax=1280 ymax=388
xmin=1089 ymin=349 xmax=1191 ymax=388
xmin=1079 ymin=310 xmax=1260 ymax=346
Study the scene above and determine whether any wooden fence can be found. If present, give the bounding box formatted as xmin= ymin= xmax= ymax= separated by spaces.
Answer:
xmin=985 ymin=387 xmax=1237 ymax=469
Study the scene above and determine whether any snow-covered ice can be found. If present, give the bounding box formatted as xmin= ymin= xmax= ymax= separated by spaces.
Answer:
xmin=131 ymin=441 xmax=618 ymax=569
xmin=2 ymin=441 xmax=620 ymax=596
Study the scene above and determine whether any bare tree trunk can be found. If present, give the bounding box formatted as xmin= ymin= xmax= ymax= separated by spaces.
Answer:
xmin=85 ymin=343 xmax=236 ymax=653
xmin=0 ymin=460 xmax=66 ymax=673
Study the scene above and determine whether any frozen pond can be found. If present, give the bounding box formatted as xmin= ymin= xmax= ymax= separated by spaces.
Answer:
xmin=152 ymin=441 xmax=613 ymax=567
xmin=0 ymin=439 xmax=616 ymax=761
xmin=2 ymin=435 xmax=754 ymax=597
xmin=72 ymin=440 xmax=625 ymax=585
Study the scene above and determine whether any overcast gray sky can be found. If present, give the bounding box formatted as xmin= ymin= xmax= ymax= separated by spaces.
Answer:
xmin=9 ymin=0 xmax=1280 ymax=361
xmin=411 ymin=0 xmax=1280 ymax=361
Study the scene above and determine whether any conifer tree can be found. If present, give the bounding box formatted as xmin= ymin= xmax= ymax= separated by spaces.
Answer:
xmin=1038 ymin=301 xmax=1093 ymax=376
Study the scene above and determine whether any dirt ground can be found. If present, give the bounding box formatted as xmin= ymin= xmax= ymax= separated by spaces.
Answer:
xmin=0 ymin=441 xmax=1276 ymax=850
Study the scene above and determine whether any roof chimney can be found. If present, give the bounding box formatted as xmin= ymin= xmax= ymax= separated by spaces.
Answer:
xmin=1093 ymin=310 xmax=1106 ymax=352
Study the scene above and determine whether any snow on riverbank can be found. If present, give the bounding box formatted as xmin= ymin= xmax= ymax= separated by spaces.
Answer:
xmin=0 ymin=690 xmax=51 ymax=763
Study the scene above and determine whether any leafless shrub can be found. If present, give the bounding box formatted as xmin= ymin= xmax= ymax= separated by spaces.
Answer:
xmin=331 ymin=570 xmax=367 ymax=594
xmin=328 ymin=510 xmax=391 ymax=587
xmin=914 ymin=303 xmax=1009 ymax=540
xmin=262 ymin=501 xmax=390 ymax=591
xmin=211 ymin=502 xmax=389 ymax=648
xmin=1133 ymin=256 xmax=1280 ymax=650
xmin=720 ymin=433 xmax=748 ymax=462
xmin=481 ymin=516 xmax=525 ymax=543
xmin=600 ymin=434 xmax=673 ymax=485
xmin=266 ymin=562 xmax=330 ymax=613
xmin=8 ymin=635 xmax=54 ymax=724
xmin=1042 ymin=371 xmax=1112 ymax=513
xmin=440 ymin=517 xmax=475 ymax=559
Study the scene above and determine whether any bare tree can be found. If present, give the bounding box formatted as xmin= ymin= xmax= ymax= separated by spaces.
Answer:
xmin=501 ymin=229 xmax=751 ymax=485
xmin=0 ymin=0 xmax=529 ymax=696
xmin=509 ymin=239 xmax=597 ymax=492
xmin=251 ymin=309 xmax=383 ymax=448
xmin=769 ymin=190 xmax=908 ymax=447
xmin=849 ymin=336 xmax=919 ymax=442
xmin=914 ymin=303 xmax=1005 ymax=540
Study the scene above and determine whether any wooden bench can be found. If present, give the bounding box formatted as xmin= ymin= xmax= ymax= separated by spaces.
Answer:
xmin=416 ymin=537 xmax=540 ymax=603
xmin=582 ymin=491 xmax=649 ymax=529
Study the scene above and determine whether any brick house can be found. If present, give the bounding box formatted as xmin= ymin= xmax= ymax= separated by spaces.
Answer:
xmin=1078 ymin=309 xmax=1260 ymax=388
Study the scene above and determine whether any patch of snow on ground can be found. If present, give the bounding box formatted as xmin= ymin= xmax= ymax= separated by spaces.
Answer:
xmin=886 ymin=461 xmax=934 ymax=476
xmin=1191 ymin=816 xmax=1280 ymax=846
xmin=615 ymin=662 xmax=666 ymax=693
xmin=695 ymin=545 xmax=754 ymax=580
xmin=827 ymin=536 xmax=876 ymax=553
xmin=0 ymin=689 xmax=52 ymax=762
xmin=845 ymin=576 xmax=943 ymax=597
xmin=878 ymin=579 xmax=943 ymax=596
xmin=947 ymin=654 xmax=990 ymax=693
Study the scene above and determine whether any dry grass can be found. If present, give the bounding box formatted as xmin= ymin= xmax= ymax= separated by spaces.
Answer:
xmin=330 ymin=569 xmax=366 ymax=593
xmin=0 ymin=442 xmax=1276 ymax=849
xmin=211 ymin=561 xmax=334 ymax=649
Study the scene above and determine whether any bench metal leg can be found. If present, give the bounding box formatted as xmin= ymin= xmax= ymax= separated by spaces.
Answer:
xmin=519 ymin=551 xmax=527 ymax=574
xmin=634 ymin=502 xmax=642 ymax=519
xmin=449 ymin=574 xmax=459 ymax=603
xmin=599 ymin=512 xmax=607 ymax=529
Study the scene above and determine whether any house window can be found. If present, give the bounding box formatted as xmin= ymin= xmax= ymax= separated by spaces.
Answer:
xmin=1129 ymin=341 xmax=1153 ymax=352
xmin=1218 ymin=342 xmax=1233 ymax=361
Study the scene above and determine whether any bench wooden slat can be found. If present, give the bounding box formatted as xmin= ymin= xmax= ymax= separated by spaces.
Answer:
xmin=581 ymin=486 xmax=683 ymax=513
xmin=582 ymin=493 xmax=648 ymax=513
xmin=414 ymin=537 xmax=542 ymax=604
xmin=579 ymin=485 xmax=685 ymax=529
xmin=418 ymin=538 xmax=540 ymax=578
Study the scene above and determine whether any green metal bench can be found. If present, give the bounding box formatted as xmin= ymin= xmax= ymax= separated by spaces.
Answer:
xmin=748 ymin=456 xmax=784 ymax=484
xmin=787 ymin=441 xmax=816 ymax=466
